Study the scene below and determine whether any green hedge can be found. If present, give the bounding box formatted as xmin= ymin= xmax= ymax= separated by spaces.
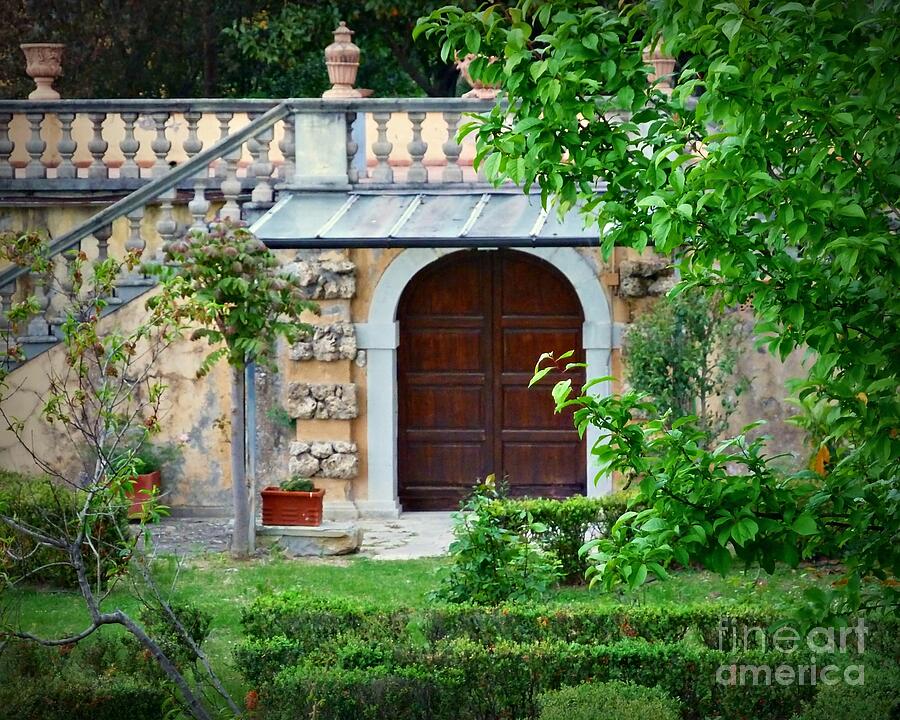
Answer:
xmin=0 ymin=470 xmax=130 ymax=589
xmin=259 ymin=638 xmax=813 ymax=720
xmin=792 ymin=661 xmax=900 ymax=720
xmin=539 ymin=680 xmax=681 ymax=720
xmin=0 ymin=638 xmax=167 ymax=720
xmin=485 ymin=494 xmax=634 ymax=583
xmin=237 ymin=593 xmax=780 ymax=684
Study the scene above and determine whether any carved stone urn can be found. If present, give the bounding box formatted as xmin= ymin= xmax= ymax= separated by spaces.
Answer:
xmin=20 ymin=43 xmax=65 ymax=100
xmin=455 ymin=53 xmax=501 ymax=100
xmin=642 ymin=47 xmax=677 ymax=90
xmin=323 ymin=22 xmax=361 ymax=98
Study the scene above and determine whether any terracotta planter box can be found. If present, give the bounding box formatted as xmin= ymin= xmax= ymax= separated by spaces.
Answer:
xmin=261 ymin=486 xmax=325 ymax=527
xmin=126 ymin=470 xmax=161 ymax=518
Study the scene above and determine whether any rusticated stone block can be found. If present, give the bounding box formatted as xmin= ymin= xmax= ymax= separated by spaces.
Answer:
xmin=283 ymin=251 xmax=356 ymax=300
xmin=288 ymin=441 xmax=359 ymax=480
xmin=289 ymin=322 xmax=358 ymax=362
xmin=286 ymin=383 xmax=358 ymax=420
xmin=618 ymin=258 xmax=675 ymax=298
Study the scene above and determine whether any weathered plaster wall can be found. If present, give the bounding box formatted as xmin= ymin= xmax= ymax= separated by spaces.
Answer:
xmin=1 ymin=201 xmax=809 ymax=516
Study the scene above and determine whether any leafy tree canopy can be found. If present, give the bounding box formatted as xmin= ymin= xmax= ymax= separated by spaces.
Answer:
xmin=419 ymin=0 xmax=899 ymax=617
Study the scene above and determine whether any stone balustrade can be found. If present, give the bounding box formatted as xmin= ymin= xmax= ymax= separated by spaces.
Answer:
xmin=0 ymin=97 xmax=498 ymax=194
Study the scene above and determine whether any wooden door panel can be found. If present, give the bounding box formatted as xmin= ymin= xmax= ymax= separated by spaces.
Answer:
xmin=501 ymin=329 xmax=584 ymax=371
xmin=502 ymin=442 xmax=585 ymax=498
xmin=501 ymin=386 xmax=579 ymax=430
xmin=403 ymin=328 xmax=484 ymax=372
xmin=403 ymin=386 xmax=486 ymax=429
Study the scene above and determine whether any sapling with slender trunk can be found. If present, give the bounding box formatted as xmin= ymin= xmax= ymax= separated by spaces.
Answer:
xmin=149 ymin=220 xmax=316 ymax=558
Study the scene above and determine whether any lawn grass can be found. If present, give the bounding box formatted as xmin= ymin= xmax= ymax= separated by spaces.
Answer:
xmin=3 ymin=554 xmax=836 ymax=700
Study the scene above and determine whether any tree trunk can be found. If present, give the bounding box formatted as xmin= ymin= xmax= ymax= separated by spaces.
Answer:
xmin=230 ymin=364 xmax=250 ymax=559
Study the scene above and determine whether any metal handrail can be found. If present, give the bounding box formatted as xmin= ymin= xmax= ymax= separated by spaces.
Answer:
xmin=0 ymin=101 xmax=290 ymax=290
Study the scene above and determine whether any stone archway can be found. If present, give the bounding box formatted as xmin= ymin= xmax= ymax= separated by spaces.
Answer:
xmin=355 ymin=247 xmax=614 ymax=517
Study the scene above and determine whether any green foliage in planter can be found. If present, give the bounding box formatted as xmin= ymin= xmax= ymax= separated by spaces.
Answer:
xmin=0 ymin=470 xmax=129 ymax=589
xmin=624 ymin=286 xmax=746 ymax=439
xmin=538 ymin=680 xmax=681 ymax=720
xmin=0 ymin=637 xmax=167 ymax=720
xmin=280 ymin=476 xmax=316 ymax=492
xmin=430 ymin=477 xmax=563 ymax=604
xmin=484 ymin=494 xmax=634 ymax=583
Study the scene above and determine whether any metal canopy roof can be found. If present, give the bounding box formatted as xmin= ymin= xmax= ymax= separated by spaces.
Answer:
xmin=249 ymin=191 xmax=600 ymax=249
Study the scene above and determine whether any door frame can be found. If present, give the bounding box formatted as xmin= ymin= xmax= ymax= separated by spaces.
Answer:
xmin=356 ymin=247 xmax=615 ymax=517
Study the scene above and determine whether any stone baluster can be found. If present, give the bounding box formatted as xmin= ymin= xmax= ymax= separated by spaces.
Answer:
xmin=0 ymin=282 xmax=15 ymax=331
xmin=87 ymin=112 xmax=108 ymax=179
xmin=94 ymin=223 xmax=112 ymax=264
xmin=250 ymin=115 xmax=274 ymax=204
xmin=124 ymin=208 xmax=147 ymax=268
xmin=25 ymin=112 xmax=46 ymax=179
xmin=188 ymin=178 xmax=210 ymax=233
xmin=278 ymin=117 xmax=295 ymax=183
xmin=150 ymin=112 xmax=171 ymax=177
xmin=442 ymin=111 xmax=463 ymax=183
xmin=50 ymin=248 xmax=77 ymax=331
xmin=119 ymin=112 xmax=140 ymax=179
xmin=215 ymin=112 xmax=233 ymax=180
xmin=0 ymin=113 xmax=13 ymax=180
xmin=346 ymin=111 xmax=359 ymax=183
xmin=371 ymin=112 xmax=393 ymax=183
xmin=406 ymin=112 xmax=428 ymax=183
xmin=183 ymin=110 xmax=203 ymax=160
xmin=156 ymin=189 xmax=178 ymax=252
xmin=217 ymin=110 xmax=242 ymax=220
xmin=20 ymin=270 xmax=52 ymax=340
xmin=56 ymin=112 xmax=77 ymax=179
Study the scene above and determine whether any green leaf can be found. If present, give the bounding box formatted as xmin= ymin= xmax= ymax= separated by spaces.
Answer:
xmin=792 ymin=514 xmax=818 ymax=536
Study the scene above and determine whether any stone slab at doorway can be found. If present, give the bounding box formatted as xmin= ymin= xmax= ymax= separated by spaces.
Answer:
xmin=257 ymin=522 xmax=363 ymax=556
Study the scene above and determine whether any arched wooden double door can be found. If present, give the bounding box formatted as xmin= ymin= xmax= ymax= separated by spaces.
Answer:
xmin=397 ymin=249 xmax=586 ymax=510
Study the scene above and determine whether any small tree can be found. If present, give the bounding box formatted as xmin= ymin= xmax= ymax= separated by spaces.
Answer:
xmin=0 ymin=231 xmax=239 ymax=719
xmin=150 ymin=221 xmax=316 ymax=558
xmin=624 ymin=287 xmax=745 ymax=439
xmin=421 ymin=0 xmax=900 ymax=616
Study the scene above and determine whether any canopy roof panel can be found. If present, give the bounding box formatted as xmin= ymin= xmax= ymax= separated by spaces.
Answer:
xmin=249 ymin=191 xmax=600 ymax=248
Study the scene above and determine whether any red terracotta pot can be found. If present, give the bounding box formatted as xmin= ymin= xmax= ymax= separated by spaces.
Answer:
xmin=126 ymin=470 xmax=161 ymax=518
xmin=261 ymin=486 xmax=325 ymax=526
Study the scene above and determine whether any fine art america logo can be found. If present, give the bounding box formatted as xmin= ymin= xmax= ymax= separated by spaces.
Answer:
xmin=715 ymin=618 xmax=868 ymax=687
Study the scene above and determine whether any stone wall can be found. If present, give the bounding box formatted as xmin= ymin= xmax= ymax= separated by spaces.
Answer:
xmin=288 ymin=441 xmax=359 ymax=480
xmin=289 ymin=322 xmax=358 ymax=362
xmin=285 ymin=382 xmax=358 ymax=420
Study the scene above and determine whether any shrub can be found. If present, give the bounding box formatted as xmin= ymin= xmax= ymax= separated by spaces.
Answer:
xmin=431 ymin=477 xmax=563 ymax=604
xmin=484 ymin=493 xmax=635 ymax=583
xmin=539 ymin=680 xmax=681 ymax=720
xmin=792 ymin=661 xmax=900 ymax=720
xmin=256 ymin=637 xmax=812 ymax=720
xmin=124 ymin=601 xmax=213 ymax=672
xmin=0 ymin=470 xmax=130 ymax=589
xmin=0 ymin=637 xmax=167 ymax=720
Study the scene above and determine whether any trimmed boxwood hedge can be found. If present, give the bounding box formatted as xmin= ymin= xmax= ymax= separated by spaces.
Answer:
xmin=484 ymin=494 xmax=634 ymax=583
xmin=539 ymin=680 xmax=681 ymax=720
xmin=0 ymin=638 xmax=167 ymax=720
xmin=257 ymin=638 xmax=814 ymax=720
xmin=239 ymin=595 xmax=899 ymax=720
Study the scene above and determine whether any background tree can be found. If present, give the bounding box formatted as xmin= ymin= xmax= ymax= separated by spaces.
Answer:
xmin=420 ymin=0 xmax=899 ymax=616
xmin=150 ymin=222 xmax=316 ymax=559
xmin=0 ymin=0 xmax=471 ymax=99
xmin=623 ymin=287 xmax=746 ymax=439
xmin=0 ymin=231 xmax=239 ymax=720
